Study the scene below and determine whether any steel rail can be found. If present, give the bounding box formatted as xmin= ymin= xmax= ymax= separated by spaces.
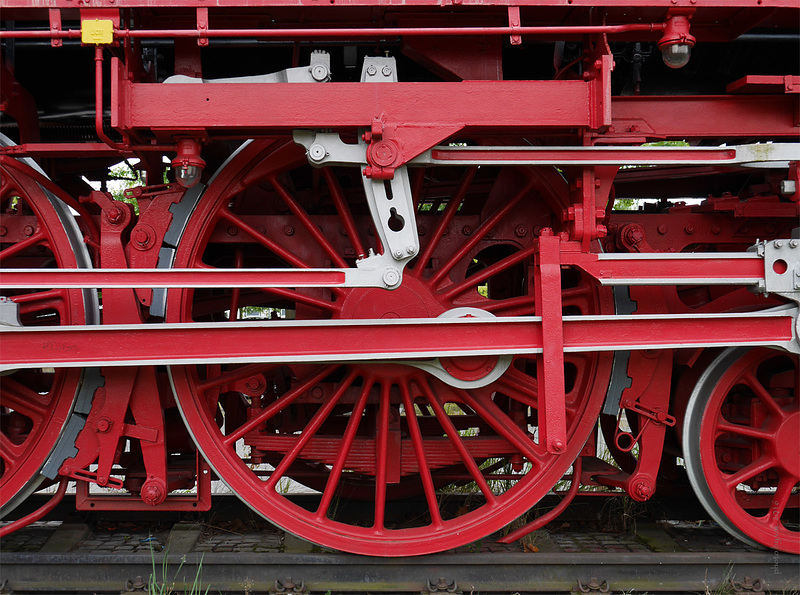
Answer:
xmin=0 ymin=312 xmax=794 ymax=371
xmin=0 ymin=550 xmax=797 ymax=593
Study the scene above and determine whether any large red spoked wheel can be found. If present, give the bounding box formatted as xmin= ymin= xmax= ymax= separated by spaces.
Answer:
xmin=0 ymin=153 xmax=96 ymax=515
xmin=167 ymin=139 xmax=613 ymax=556
xmin=684 ymin=347 xmax=799 ymax=554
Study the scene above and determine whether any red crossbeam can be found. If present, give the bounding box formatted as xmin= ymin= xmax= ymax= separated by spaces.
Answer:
xmin=114 ymin=80 xmax=594 ymax=131
xmin=1 ymin=313 xmax=792 ymax=370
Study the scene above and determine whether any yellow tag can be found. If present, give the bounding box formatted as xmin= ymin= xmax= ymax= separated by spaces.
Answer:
xmin=81 ymin=19 xmax=114 ymax=45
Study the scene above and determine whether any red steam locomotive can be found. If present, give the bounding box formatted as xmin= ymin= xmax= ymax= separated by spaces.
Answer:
xmin=0 ymin=0 xmax=798 ymax=557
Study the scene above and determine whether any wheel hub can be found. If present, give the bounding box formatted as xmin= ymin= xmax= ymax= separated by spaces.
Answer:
xmin=338 ymin=276 xmax=445 ymax=321
xmin=772 ymin=411 xmax=800 ymax=474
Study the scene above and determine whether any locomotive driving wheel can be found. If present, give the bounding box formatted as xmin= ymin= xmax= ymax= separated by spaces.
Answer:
xmin=168 ymin=139 xmax=613 ymax=556
xmin=684 ymin=347 xmax=800 ymax=554
xmin=0 ymin=150 xmax=97 ymax=514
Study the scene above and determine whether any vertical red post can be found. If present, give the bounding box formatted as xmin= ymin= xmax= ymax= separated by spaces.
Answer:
xmin=535 ymin=229 xmax=567 ymax=454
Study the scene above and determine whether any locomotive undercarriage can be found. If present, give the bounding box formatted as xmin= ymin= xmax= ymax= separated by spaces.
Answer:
xmin=1 ymin=1 xmax=799 ymax=557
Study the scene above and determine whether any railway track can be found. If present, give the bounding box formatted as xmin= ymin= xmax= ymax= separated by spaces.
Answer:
xmin=2 ymin=496 xmax=798 ymax=594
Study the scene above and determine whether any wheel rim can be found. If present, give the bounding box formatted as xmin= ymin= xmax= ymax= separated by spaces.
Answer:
xmin=167 ymin=139 xmax=613 ymax=556
xmin=684 ymin=347 xmax=799 ymax=554
xmin=0 ymin=159 xmax=92 ymax=514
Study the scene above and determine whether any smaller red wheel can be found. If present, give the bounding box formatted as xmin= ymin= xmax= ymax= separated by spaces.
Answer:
xmin=683 ymin=347 xmax=799 ymax=554
xmin=0 ymin=151 xmax=96 ymax=516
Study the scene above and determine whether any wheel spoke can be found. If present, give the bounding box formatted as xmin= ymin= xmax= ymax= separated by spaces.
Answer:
xmin=744 ymin=371 xmax=788 ymax=420
xmin=763 ymin=474 xmax=799 ymax=527
xmin=400 ymin=380 xmax=444 ymax=528
xmin=716 ymin=420 xmax=773 ymax=441
xmin=264 ymin=368 xmax=356 ymax=491
xmin=410 ymin=168 xmax=476 ymax=280
xmin=0 ymin=378 xmax=49 ymax=422
xmin=428 ymin=181 xmax=531 ymax=288
xmin=0 ymin=231 xmax=46 ymax=262
xmin=323 ymin=168 xmax=366 ymax=259
xmin=268 ymin=175 xmax=348 ymax=268
xmin=223 ymin=364 xmax=339 ymax=446
xmin=251 ymin=286 xmax=339 ymax=313
xmin=480 ymin=295 xmax=538 ymax=316
xmin=373 ymin=382 xmax=392 ymax=530
xmin=422 ymin=379 xmax=497 ymax=504
xmin=315 ymin=375 xmax=373 ymax=520
xmin=217 ymin=208 xmax=311 ymax=269
xmin=440 ymin=243 xmax=537 ymax=301
xmin=10 ymin=289 xmax=65 ymax=306
xmin=0 ymin=433 xmax=25 ymax=467
xmin=723 ymin=456 xmax=775 ymax=490
xmin=458 ymin=388 xmax=543 ymax=467
xmin=496 ymin=366 xmax=539 ymax=409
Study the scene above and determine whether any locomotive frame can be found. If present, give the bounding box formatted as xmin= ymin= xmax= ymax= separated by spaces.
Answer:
xmin=0 ymin=0 xmax=798 ymax=557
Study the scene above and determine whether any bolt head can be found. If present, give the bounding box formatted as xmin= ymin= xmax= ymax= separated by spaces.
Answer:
xmin=307 ymin=143 xmax=327 ymax=162
xmin=780 ymin=180 xmax=797 ymax=196
xmin=366 ymin=65 xmax=377 ymax=76
xmin=791 ymin=240 xmax=799 ymax=249
xmin=382 ymin=268 xmax=400 ymax=287
xmin=107 ymin=207 xmax=123 ymax=223
xmin=634 ymin=481 xmax=652 ymax=499
xmin=381 ymin=65 xmax=393 ymax=76
xmin=310 ymin=64 xmax=329 ymax=82
xmin=405 ymin=245 xmax=417 ymax=256
xmin=141 ymin=481 xmax=165 ymax=506
xmin=774 ymin=240 xmax=784 ymax=249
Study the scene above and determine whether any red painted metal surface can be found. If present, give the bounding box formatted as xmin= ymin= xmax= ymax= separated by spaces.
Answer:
xmin=695 ymin=348 xmax=800 ymax=554
xmin=1 ymin=0 xmax=798 ymax=557
xmin=0 ymin=162 xmax=90 ymax=515
xmin=1 ymin=314 xmax=794 ymax=370
xmin=0 ymin=268 xmax=349 ymax=288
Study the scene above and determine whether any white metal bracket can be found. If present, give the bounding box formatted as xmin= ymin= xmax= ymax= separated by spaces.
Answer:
xmin=293 ymin=132 xmax=420 ymax=288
